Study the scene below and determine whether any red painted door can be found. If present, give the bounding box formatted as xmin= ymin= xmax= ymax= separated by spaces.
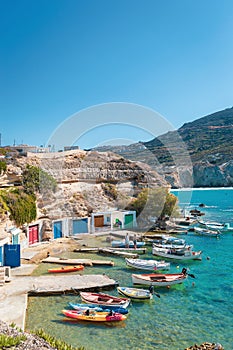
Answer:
xmin=29 ymin=225 xmax=39 ymax=245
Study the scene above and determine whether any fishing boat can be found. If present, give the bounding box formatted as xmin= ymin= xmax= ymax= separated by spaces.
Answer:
xmin=62 ymin=309 xmax=127 ymax=322
xmin=132 ymin=268 xmax=191 ymax=287
xmin=153 ymin=242 xmax=193 ymax=250
xmin=80 ymin=292 xmax=131 ymax=309
xmin=152 ymin=235 xmax=186 ymax=245
xmin=117 ymin=286 xmax=153 ymax=300
xmin=152 ymin=245 xmax=202 ymax=260
xmin=48 ymin=265 xmax=84 ymax=273
xmin=125 ymin=258 xmax=170 ymax=271
xmin=197 ymin=220 xmax=233 ymax=233
xmin=193 ymin=226 xmax=221 ymax=237
xmin=111 ymin=240 xmax=145 ymax=248
xmin=68 ymin=302 xmax=129 ymax=314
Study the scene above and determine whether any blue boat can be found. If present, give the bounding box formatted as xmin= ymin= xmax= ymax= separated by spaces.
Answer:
xmin=69 ymin=302 xmax=129 ymax=314
xmin=111 ymin=240 xmax=145 ymax=248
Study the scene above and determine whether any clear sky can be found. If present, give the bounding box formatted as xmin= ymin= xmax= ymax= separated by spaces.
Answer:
xmin=1 ymin=0 xmax=233 ymax=149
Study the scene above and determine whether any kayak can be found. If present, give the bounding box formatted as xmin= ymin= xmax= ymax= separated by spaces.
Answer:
xmin=62 ymin=309 xmax=127 ymax=322
xmin=48 ymin=265 xmax=84 ymax=273
xmin=68 ymin=302 xmax=129 ymax=314
xmin=117 ymin=286 xmax=153 ymax=300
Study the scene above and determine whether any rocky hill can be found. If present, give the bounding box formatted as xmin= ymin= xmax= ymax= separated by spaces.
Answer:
xmin=2 ymin=149 xmax=167 ymax=220
xmin=94 ymin=107 xmax=233 ymax=187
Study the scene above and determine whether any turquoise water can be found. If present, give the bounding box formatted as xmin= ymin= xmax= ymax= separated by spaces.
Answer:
xmin=26 ymin=189 xmax=233 ymax=350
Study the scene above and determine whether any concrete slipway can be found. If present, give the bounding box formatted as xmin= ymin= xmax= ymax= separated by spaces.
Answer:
xmin=0 ymin=264 xmax=117 ymax=331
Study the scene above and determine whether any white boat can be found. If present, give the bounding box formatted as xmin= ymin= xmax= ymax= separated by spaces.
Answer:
xmin=153 ymin=242 xmax=193 ymax=250
xmin=153 ymin=235 xmax=186 ymax=245
xmin=152 ymin=245 xmax=202 ymax=261
xmin=193 ymin=226 xmax=221 ymax=237
xmin=132 ymin=268 xmax=189 ymax=287
xmin=198 ymin=220 xmax=233 ymax=233
xmin=125 ymin=258 xmax=170 ymax=271
xmin=117 ymin=286 xmax=153 ymax=300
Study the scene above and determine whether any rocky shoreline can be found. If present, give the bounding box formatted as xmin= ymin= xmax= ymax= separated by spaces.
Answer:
xmin=0 ymin=321 xmax=57 ymax=350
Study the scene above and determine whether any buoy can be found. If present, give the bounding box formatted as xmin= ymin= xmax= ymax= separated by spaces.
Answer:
xmin=176 ymin=266 xmax=179 ymax=269
xmin=207 ymin=256 xmax=210 ymax=260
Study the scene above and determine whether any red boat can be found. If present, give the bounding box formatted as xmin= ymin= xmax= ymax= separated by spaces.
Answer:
xmin=48 ymin=265 xmax=84 ymax=273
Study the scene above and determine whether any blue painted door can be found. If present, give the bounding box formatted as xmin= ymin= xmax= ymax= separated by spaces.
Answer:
xmin=4 ymin=244 xmax=20 ymax=267
xmin=73 ymin=219 xmax=88 ymax=234
xmin=54 ymin=221 xmax=62 ymax=239
xmin=0 ymin=246 xmax=3 ymax=266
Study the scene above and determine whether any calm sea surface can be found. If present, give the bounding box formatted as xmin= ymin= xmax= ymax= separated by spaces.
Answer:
xmin=25 ymin=189 xmax=233 ymax=350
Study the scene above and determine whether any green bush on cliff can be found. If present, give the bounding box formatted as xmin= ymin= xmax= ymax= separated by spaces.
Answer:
xmin=1 ymin=189 xmax=37 ymax=226
xmin=22 ymin=165 xmax=57 ymax=196
xmin=127 ymin=187 xmax=179 ymax=219
xmin=0 ymin=160 xmax=7 ymax=175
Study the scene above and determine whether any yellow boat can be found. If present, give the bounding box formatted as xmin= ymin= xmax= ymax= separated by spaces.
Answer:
xmin=62 ymin=309 xmax=127 ymax=322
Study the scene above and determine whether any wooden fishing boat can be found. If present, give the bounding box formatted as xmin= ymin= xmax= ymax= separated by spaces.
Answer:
xmin=80 ymin=292 xmax=131 ymax=309
xmin=62 ymin=309 xmax=127 ymax=322
xmin=68 ymin=302 xmax=129 ymax=314
xmin=117 ymin=286 xmax=153 ymax=300
xmin=111 ymin=240 xmax=145 ymax=248
xmin=152 ymin=245 xmax=202 ymax=260
xmin=48 ymin=265 xmax=84 ymax=273
xmin=132 ymin=268 xmax=190 ymax=287
xmin=193 ymin=226 xmax=221 ymax=237
xmin=125 ymin=258 xmax=170 ymax=271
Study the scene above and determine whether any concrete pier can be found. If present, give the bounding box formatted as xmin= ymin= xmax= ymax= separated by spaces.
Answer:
xmin=0 ymin=265 xmax=117 ymax=330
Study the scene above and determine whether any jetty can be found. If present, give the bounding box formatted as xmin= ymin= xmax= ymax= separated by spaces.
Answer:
xmin=42 ymin=256 xmax=114 ymax=266
xmin=0 ymin=265 xmax=118 ymax=331
xmin=74 ymin=246 xmax=146 ymax=255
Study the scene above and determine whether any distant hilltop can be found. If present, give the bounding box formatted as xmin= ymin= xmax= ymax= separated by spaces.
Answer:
xmin=94 ymin=106 xmax=233 ymax=188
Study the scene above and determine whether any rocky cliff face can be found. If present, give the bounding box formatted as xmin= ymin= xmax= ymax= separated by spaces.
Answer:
xmin=5 ymin=149 xmax=167 ymax=219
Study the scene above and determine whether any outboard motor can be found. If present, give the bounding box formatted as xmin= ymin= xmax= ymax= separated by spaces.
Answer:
xmin=182 ymin=268 xmax=187 ymax=275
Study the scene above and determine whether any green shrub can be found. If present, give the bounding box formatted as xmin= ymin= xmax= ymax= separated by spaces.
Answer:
xmin=0 ymin=160 xmax=7 ymax=174
xmin=0 ymin=333 xmax=27 ymax=347
xmin=1 ymin=189 xmax=37 ymax=226
xmin=22 ymin=165 xmax=57 ymax=196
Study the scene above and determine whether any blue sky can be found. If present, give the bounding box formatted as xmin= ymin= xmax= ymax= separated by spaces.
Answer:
xmin=1 ymin=0 xmax=233 ymax=149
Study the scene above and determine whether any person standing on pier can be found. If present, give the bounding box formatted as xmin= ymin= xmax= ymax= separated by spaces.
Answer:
xmin=125 ymin=232 xmax=130 ymax=248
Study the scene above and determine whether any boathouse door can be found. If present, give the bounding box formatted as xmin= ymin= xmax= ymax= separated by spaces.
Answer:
xmin=54 ymin=221 xmax=62 ymax=239
xmin=73 ymin=219 xmax=88 ymax=234
xmin=124 ymin=214 xmax=134 ymax=229
xmin=4 ymin=244 xmax=20 ymax=267
xmin=94 ymin=215 xmax=104 ymax=228
xmin=29 ymin=225 xmax=39 ymax=245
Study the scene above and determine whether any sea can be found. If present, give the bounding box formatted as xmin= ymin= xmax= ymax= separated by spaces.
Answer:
xmin=25 ymin=188 xmax=233 ymax=350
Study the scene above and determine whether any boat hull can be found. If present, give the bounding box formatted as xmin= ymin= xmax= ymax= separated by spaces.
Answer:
xmin=132 ymin=273 xmax=188 ymax=286
xmin=80 ymin=292 xmax=130 ymax=309
xmin=152 ymin=248 xmax=202 ymax=260
xmin=68 ymin=302 xmax=128 ymax=314
xmin=111 ymin=240 xmax=145 ymax=248
xmin=62 ymin=309 xmax=127 ymax=322
xmin=125 ymin=258 xmax=170 ymax=271
xmin=48 ymin=265 xmax=84 ymax=273
xmin=117 ymin=286 xmax=152 ymax=300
